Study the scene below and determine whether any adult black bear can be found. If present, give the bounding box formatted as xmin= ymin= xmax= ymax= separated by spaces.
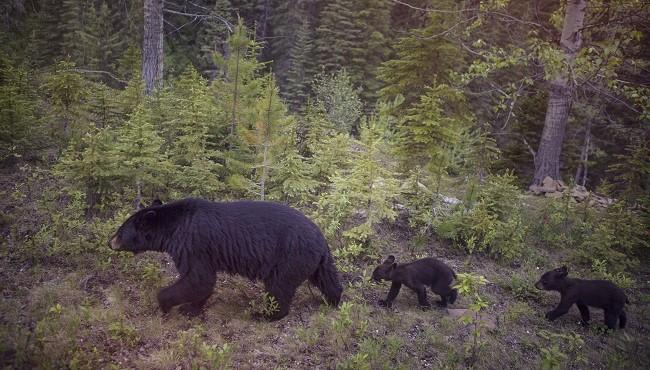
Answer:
xmin=535 ymin=266 xmax=628 ymax=330
xmin=372 ymin=256 xmax=457 ymax=309
xmin=109 ymin=198 xmax=343 ymax=320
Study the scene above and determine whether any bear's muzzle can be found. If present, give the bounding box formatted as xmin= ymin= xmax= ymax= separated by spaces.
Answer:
xmin=109 ymin=235 xmax=121 ymax=250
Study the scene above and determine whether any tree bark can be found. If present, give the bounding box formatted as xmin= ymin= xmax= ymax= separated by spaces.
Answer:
xmin=143 ymin=0 xmax=163 ymax=95
xmin=532 ymin=0 xmax=587 ymax=186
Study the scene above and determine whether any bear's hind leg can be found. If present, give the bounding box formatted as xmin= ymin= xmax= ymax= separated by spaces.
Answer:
xmin=263 ymin=279 xmax=300 ymax=321
xmin=415 ymin=285 xmax=431 ymax=309
xmin=604 ymin=310 xmax=618 ymax=330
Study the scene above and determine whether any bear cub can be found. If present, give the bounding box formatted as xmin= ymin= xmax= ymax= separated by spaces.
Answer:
xmin=372 ymin=255 xmax=457 ymax=309
xmin=535 ymin=266 xmax=629 ymax=330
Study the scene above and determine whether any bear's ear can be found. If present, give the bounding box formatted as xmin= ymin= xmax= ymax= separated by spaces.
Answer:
xmin=390 ymin=263 xmax=397 ymax=271
xmin=143 ymin=210 xmax=157 ymax=221
xmin=151 ymin=198 xmax=163 ymax=207
xmin=385 ymin=255 xmax=395 ymax=264
xmin=558 ymin=266 xmax=568 ymax=277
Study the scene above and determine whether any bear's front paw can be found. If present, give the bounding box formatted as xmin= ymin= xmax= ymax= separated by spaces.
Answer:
xmin=420 ymin=304 xmax=432 ymax=311
xmin=378 ymin=299 xmax=390 ymax=308
xmin=545 ymin=311 xmax=555 ymax=321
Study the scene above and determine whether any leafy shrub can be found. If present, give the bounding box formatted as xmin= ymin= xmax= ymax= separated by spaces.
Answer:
xmin=500 ymin=273 xmax=541 ymax=302
xmin=436 ymin=172 xmax=527 ymax=261
xmin=529 ymin=192 xmax=593 ymax=250
xmin=248 ymin=292 xmax=280 ymax=318
xmin=572 ymin=201 xmax=647 ymax=272
xmin=107 ymin=320 xmax=139 ymax=347
xmin=590 ymin=259 xmax=634 ymax=289
xmin=171 ymin=326 xmax=232 ymax=370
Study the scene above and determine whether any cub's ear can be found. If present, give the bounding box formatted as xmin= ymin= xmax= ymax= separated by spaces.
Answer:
xmin=151 ymin=198 xmax=163 ymax=206
xmin=558 ymin=265 xmax=568 ymax=277
xmin=385 ymin=255 xmax=395 ymax=264
xmin=390 ymin=263 xmax=397 ymax=270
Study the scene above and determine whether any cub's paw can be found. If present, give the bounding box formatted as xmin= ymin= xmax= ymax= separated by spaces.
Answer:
xmin=545 ymin=311 xmax=555 ymax=321
xmin=420 ymin=304 xmax=432 ymax=311
xmin=378 ymin=299 xmax=390 ymax=308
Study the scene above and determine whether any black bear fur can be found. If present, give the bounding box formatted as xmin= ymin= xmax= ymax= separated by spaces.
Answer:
xmin=372 ymin=255 xmax=457 ymax=309
xmin=535 ymin=266 xmax=629 ymax=330
xmin=109 ymin=198 xmax=343 ymax=320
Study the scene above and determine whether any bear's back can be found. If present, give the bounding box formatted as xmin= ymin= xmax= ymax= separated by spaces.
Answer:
xmin=163 ymin=198 xmax=328 ymax=279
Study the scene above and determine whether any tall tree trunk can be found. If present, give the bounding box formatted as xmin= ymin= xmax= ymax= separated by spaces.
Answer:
xmin=143 ymin=0 xmax=163 ymax=95
xmin=532 ymin=0 xmax=587 ymax=186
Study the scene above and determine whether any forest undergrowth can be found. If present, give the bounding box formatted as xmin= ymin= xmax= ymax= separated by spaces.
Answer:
xmin=1 ymin=166 xmax=648 ymax=370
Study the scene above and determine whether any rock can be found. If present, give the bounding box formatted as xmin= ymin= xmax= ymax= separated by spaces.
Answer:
xmin=541 ymin=176 xmax=559 ymax=193
xmin=571 ymin=185 xmax=589 ymax=202
xmin=528 ymin=184 xmax=545 ymax=195
xmin=545 ymin=191 xmax=564 ymax=198
xmin=441 ymin=195 xmax=461 ymax=205
xmin=446 ymin=308 xmax=498 ymax=331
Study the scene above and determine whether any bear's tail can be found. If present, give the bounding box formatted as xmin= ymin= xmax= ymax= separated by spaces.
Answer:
xmin=310 ymin=253 xmax=343 ymax=307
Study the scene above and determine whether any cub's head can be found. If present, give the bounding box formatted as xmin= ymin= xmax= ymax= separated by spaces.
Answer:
xmin=535 ymin=266 xmax=568 ymax=291
xmin=109 ymin=199 xmax=163 ymax=253
xmin=372 ymin=255 xmax=397 ymax=282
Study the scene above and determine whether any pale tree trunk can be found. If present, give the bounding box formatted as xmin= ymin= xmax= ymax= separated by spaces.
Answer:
xmin=532 ymin=0 xmax=587 ymax=186
xmin=143 ymin=0 xmax=163 ymax=95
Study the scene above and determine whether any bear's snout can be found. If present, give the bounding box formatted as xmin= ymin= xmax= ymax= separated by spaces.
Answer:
xmin=109 ymin=235 xmax=121 ymax=250
xmin=534 ymin=281 xmax=543 ymax=290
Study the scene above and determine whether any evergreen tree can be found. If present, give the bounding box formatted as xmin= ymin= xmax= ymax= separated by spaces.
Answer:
xmin=0 ymin=58 xmax=44 ymax=163
xmin=161 ymin=67 xmax=224 ymax=197
xmin=112 ymin=103 xmax=168 ymax=204
xmin=281 ymin=16 xmax=314 ymax=111
xmin=312 ymin=69 xmax=363 ymax=135
xmin=78 ymin=1 xmax=126 ymax=81
xmin=196 ymin=0 xmax=235 ymax=78
xmin=210 ymin=19 xmax=267 ymax=197
xmin=378 ymin=2 xmax=464 ymax=110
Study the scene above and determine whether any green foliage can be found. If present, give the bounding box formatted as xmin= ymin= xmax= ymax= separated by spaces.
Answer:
xmin=157 ymin=67 xmax=224 ymax=197
xmin=378 ymin=0 xmax=464 ymax=107
xmin=248 ymin=292 xmax=280 ymax=318
xmin=330 ymin=302 xmax=369 ymax=351
xmin=453 ymin=273 xmax=489 ymax=364
xmin=314 ymin=113 xmax=399 ymax=249
xmin=171 ymin=326 xmax=232 ymax=370
xmin=0 ymin=58 xmax=45 ymax=163
xmin=395 ymin=84 xmax=472 ymax=167
xmin=436 ymin=172 xmax=527 ymax=261
xmin=537 ymin=330 xmax=586 ymax=370
xmin=42 ymin=60 xmax=89 ymax=145
xmin=500 ymin=272 xmax=542 ymax=302
xmin=312 ymin=70 xmax=363 ymax=134
xmin=590 ymin=260 xmax=634 ymax=289
xmin=572 ymin=201 xmax=647 ymax=272
xmin=107 ymin=320 xmax=139 ymax=347
xmin=530 ymin=192 xmax=591 ymax=250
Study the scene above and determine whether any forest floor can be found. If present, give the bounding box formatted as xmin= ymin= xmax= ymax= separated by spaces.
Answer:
xmin=0 ymin=170 xmax=649 ymax=369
